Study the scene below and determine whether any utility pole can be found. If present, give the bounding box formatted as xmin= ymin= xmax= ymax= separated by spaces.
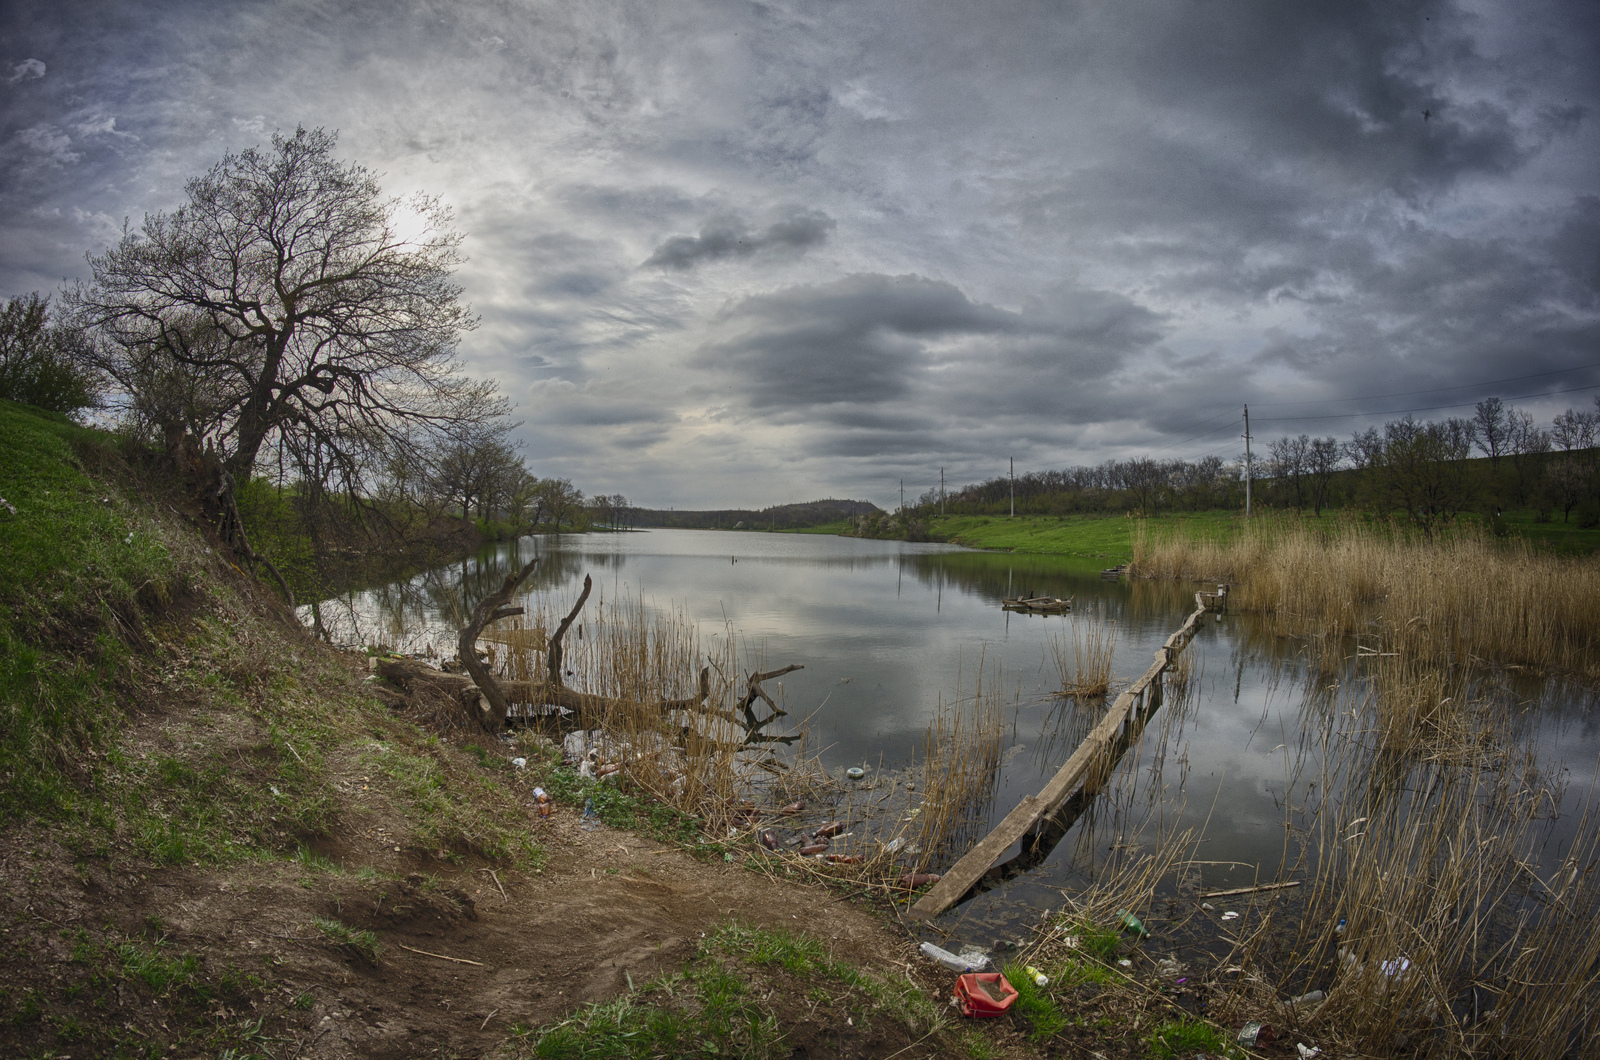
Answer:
xmin=940 ymin=467 xmax=945 ymax=517
xmin=1009 ymin=457 xmax=1015 ymax=518
xmin=1243 ymin=405 xmax=1253 ymax=519
xmin=900 ymin=479 xmax=905 ymax=513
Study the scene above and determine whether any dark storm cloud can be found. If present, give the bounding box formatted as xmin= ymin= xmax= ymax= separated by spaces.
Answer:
xmin=643 ymin=209 xmax=834 ymax=270
xmin=696 ymin=274 xmax=1170 ymax=443
xmin=696 ymin=274 xmax=1023 ymax=408
xmin=0 ymin=0 xmax=1596 ymax=506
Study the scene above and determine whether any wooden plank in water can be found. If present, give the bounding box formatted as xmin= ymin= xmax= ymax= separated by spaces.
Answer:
xmin=908 ymin=602 xmax=1208 ymax=921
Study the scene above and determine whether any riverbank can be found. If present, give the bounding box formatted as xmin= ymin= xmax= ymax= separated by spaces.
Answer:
xmin=0 ymin=403 xmax=969 ymax=1058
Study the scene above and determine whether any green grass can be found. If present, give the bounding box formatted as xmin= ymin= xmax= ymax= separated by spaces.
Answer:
xmin=364 ymin=740 xmax=545 ymax=868
xmin=1146 ymin=1017 xmax=1239 ymax=1059
xmin=1001 ymin=963 xmax=1068 ymax=1042
xmin=312 ymin=917 xmax=382 ymax=965
xmin=516 ymin=921 xmax=943 ymax=1060
xmin=0 ymin=401 xmax=176 ymax=822
xmin=926 ymin=511 xmax=1248 ymax=561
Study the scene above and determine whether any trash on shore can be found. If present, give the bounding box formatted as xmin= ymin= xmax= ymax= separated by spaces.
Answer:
xmin=779 ymin=800 xmax=805 ymax=815
xmin=954 ymin=972 xmax=1017 ymax=1017
xmin=1221 ymin=910 xmax=1240 ymax=921
xmin=799 ymin=842 xmax=829 ymax=856
xmin=920 ymin=941 xmax=990 ymax=973
xmin=1238 ymin=1021 xmax=1276 ymax=1046
xmin=1118 ymin=909 xmax=1150 ymax=937
xmin=814 ymin=820 xmax=845 ymax=837
xmin=510 ymin=757 xmax=527 ymax=769
xmin=897 ymin=872 xmax=941 ymax=889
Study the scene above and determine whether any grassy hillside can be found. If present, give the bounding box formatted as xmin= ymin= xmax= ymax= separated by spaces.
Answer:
xmin=0 ymin=402 xmax=1048 ymax=1059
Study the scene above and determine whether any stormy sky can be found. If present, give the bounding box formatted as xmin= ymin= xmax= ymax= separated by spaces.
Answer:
xmin=3 ymin=1 xmax=1598 ymax=508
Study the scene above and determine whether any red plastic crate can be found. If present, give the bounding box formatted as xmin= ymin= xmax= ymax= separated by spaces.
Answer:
xmin=954 ymin=972 xmax=1018 ymax=1017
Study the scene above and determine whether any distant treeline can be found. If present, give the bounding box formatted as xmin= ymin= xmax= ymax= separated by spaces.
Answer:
xmin=916 ymin=398 xmax=1600 ymax=532
xmin=636 ymin=498 xmax=881 ymax=530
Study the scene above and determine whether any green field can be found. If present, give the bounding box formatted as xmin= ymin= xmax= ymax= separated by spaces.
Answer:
xmin=855 ymin=509 xmax=1600 ymax=558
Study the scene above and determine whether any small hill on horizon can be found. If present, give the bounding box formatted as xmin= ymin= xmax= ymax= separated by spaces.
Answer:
xmin=635 ymin=497 xmax=881 ymax=530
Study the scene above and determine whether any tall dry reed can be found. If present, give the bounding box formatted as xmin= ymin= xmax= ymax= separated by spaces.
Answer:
xmin=1181 ymin=646 xmax=1600 ymax=1059
xmin=1132 ymin=517 xmax=1600 ymax=676
xmin=1051 ymin=613 xmax=1118 ymax=697
xmin=912 ymin=660 xmax=1007 ymax=870
xmin=497 ymin=588 xmax=767 ymax=821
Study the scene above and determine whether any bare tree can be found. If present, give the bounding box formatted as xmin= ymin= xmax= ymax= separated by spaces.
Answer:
xmin=1473 ymin=397 xmax=1509 ymax=465
xmin=1546 ymin=458 xmax=1590 ymax=522
xmin=1377 ymin=416 xmax=1476 ymax=534
xmin=1305 ymin=436 xmax=1342 ymax=516
xmin=1505 ymin=408 xmax=1551 ymax=503
xmin=1268 ymin=434 xmax=1310 ymax=509
xmin=69 ymin=127 xmax=506 ymax=556
xmin=1551 ymin=407 xmax=1598 ymax=452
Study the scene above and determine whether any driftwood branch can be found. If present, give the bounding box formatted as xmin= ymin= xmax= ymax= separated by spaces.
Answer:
xmin=548 ymin=574 xmax=593 ymax=686
xmin=737 ymin=664 xmax=803 ymax=727
xmin=458 ymin=555 xmax=540 ymax=732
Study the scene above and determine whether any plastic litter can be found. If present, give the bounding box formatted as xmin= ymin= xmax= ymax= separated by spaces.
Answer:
xmin=920 ymin=942 xmax=990 ymax=973
xmin=897 ymin=872 xmax=941 ymax=889
xmin=846 ymin=767 xmax=866 ymax=779
xmin=1290 ymin=989 xmax=1326 ymax=1006
xmin=1221 ymin=910 xmax=1240 ymax=921
xmin=532 ymin=787 xmax=553 ymax=820
xmin=1118 ymin=910 xmax=1151 ymax=937
xmin=814 ymin=821 xmax=845 ymax=837
xmin=1025 ymin=965 xmax=1049 ymax=987
xmin=884 ymin=836 xmax=908 ymax=854
xmin=1237 ymin=1021 xmax=1276 ymax=1046
xmin=954 ymin=972 xmax=1017 ymax=1017
xmin=799 ymin=842 xmax=829 ymax=856
xmin=580 ymin=797 xmax=602 ymax=831
xmin=1297 ymin=1045 xmax=1321 ymax=1058
xmin=1381 ymin=957 xmax=1411 ymax=979
xmin=1117 ymin=958 xmax=1133 ymax=969
xmin=1155 ymin=957 xmax=1183 ymax=977
xmin=511 ymin=757 xmax=527 ymax=769
xmin=1200 ymin=902 xmax=1215 ymax=912
xmin=779 ymin=800 xmax=805 ymax=815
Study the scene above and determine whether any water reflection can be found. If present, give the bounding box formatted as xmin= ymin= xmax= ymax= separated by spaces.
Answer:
xmin=307 ymin=528 xmax=1600 ymax=941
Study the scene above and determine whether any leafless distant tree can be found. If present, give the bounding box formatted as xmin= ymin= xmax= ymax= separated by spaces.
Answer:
xmin=1268 ymin=434 xmax=1310 ymax=509
xmin=1546 ymin=458 xmax=1591 ymax=522
xmin=1379 ymin=416 xmax=1476 ymax=533
xmin=1305 ymin=436 xmax=1342 ymax=516
xmin=1505 ymin=408 xmax=1551 ymax=503
xmin=1473 ymin=397 xmax=1509 ymax=465
xmin=69 ymin=127 xmax=507 ymax=534
xmin=1551 ymin=407 xmax=1598 ymax=452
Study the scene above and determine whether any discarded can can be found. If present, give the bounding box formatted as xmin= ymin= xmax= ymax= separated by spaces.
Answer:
xmin=954 ymin=972 xmax=1017 ymax=1017
xmin=815 ymin=821 xmax=845 ymax=837
xmin=1117 ymin=910 xmax=1151 ymax=937
xmin=1238 ymin=1021 xmax=1277 ymax=1046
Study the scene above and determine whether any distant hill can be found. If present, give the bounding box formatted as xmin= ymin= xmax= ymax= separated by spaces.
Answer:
xmin=635 ymin=498 xmax=881 ymax=530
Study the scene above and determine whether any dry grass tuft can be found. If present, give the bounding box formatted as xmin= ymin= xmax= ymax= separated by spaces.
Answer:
xmin=1051 ymin=613 xmax=1118 ymax=698
xmin=911 ymin=660 xmax=1007 ymax=872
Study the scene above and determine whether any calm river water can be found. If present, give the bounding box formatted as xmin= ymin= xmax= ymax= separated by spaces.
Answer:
xmin=311 ymin=528 xmax=1600 ymax=946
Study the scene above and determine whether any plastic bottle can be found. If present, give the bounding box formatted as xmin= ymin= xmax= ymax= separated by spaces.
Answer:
xmin=919 ymin=942 xmax=990 ymax=973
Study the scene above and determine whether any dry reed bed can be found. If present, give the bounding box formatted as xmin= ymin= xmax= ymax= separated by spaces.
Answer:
xmin=1262 ymin=655 xmax=1600 ymax=1059
xmin=1132 ymin=518 xmax=1600 ymax=676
